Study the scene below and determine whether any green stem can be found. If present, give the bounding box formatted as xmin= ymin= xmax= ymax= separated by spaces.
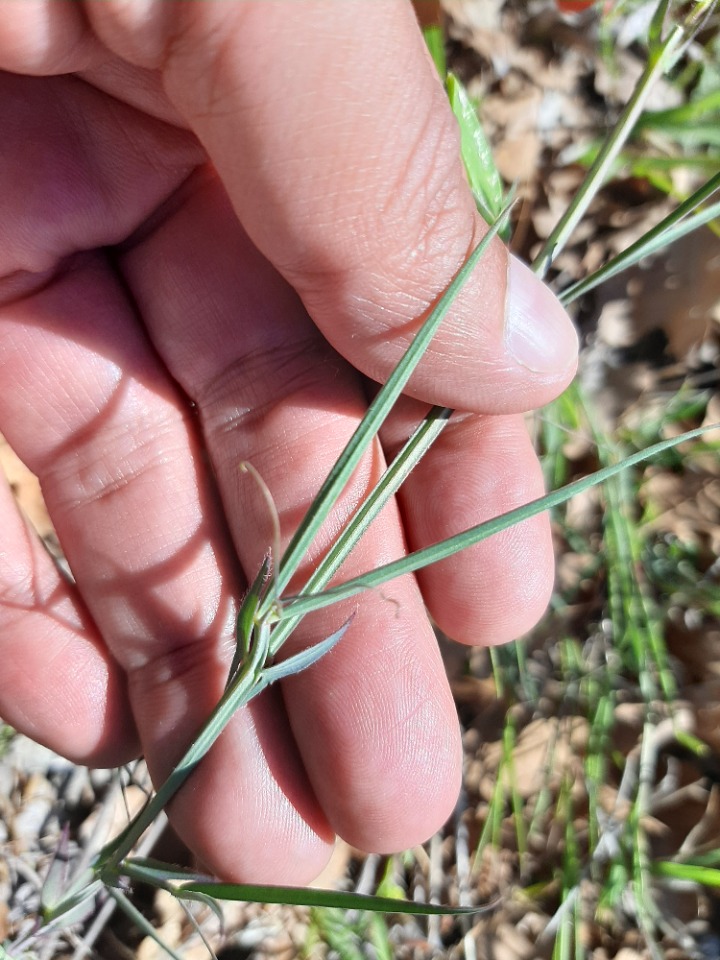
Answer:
xmin=261 ymin=207 xmax=511 ymax=613
xmin=277 ymin=425 xmax=714 ymax=620
xmin=532 ymin=9 xmax=689 ymax=278
xmin=98 ymin=663 xmax=265 ymax=872
xmin=95 ymin=216 xmax=511 ymax=875
xmin=560 ymin=175 xmax=720 ymax=305
xmin=267 ymin=405 xmax=452 ymax=655
xmin=107 ymin=888 xmax=186 ymax=960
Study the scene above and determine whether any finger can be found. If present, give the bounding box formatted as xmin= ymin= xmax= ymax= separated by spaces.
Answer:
xmin=0 ymin=470 xmax=137 ymax=765
xmin=156 ymin=0 xmax=578 ymax=409
xmin=0 ymin=0 xmax=101 ymax=74
xmin=381 ymin=403 xmax=554 ymax=645
xmin=0 ymin=71 xmax=202 ymax=287
xmin=12 ymin=0 xmax=579 ymax=412
xmin=0 ymin=252 xmax=337 ymax=882
xmin=0 ymin=71 xmax=332 ymax=882
xmin=116 ymin=168 xmax=463 ymax=852
xmin=0 ymin=71 xmax=192 ymax=764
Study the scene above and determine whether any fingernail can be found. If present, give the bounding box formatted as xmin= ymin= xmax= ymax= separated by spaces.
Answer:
xmin=504 ymin=255 xmax=578 ymax=375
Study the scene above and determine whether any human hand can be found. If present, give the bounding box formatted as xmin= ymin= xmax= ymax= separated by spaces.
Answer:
xmin=0 ymin=1 xmax=577 ymax=883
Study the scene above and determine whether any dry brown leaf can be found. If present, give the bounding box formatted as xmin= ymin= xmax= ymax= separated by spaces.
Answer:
xmin=0 ymin=901 xmax=9 ymax=943
xmin=444 ymin=0 xmax=505 ymax=35
xmin=643 ymin=466 xmax=720 ymax=554
xmin=613 ymin=948 xmax=646 ymax=960
xmin=556 ymin=549 xmax=598 ymax=595
xmin=490 ymin=921 xmax=537 ymax=960
xmin=494 ymin=132 xmax=542 ymax=182
xmin=10 ymin=771 xmax=55 ymax=850
xmin=700 ymin=393 xmax=720 ymax=448
xmin=411 ymin=0 xmax=441 ymax=28
xmin=481 ymin=716 xmax=589 ymax=801
xmin=564 ymin=485 xmax=602 ymax=534
xmin=624 ymin=231 xmax=720 ymax=360
xmin=0 ymin=434 xmax=53 ymax=540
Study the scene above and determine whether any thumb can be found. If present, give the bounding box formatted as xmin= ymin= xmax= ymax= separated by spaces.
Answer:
xmin=92 ymin=0 xmax=577 ymax=411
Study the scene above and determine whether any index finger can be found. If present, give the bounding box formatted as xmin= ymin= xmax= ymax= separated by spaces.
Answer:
xmin=0 ymin=0 xmax=578 ymax=411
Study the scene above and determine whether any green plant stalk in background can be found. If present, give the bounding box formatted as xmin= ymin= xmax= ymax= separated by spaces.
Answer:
xmin=532 ymin=0 xmax=717 ymax=278
xmin=275 ymin=425 xmax=714 ymax=619
xmin=559 ymin=172 xmax=720 ymax=305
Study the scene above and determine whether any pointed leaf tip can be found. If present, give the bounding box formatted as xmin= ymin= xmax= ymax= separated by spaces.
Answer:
xmin=262 ymin=612 xmax=355 ymax=686
xmin=177 ymin=879 xmax=499 ymax=915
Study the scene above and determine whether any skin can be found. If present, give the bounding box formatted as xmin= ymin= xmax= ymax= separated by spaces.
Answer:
xmin=0 ymin=1 xmax=578 ymax=883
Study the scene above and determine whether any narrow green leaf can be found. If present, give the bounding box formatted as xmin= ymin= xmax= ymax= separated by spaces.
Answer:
xmin=648 ymin=0 xmax=671 ymax=57
xmin=177 ymin=881 xmax=498 ymax=916
xmin=175 ymin=888 xmax=225 ymax=927
xmin=227 ymin=555 xmax=272 ymax=687
xmin=266 ymin=405 xmax=452 ymax=656
xmin=262 ymin=206 xmax=512 ymax=613
xmin=423 ymin=24 xmax=446 ymax=77
xmin=311 ymin=908 xmax=366 ymax=960
xmin=98 ymin=660 xmax=265 ymax=869
xmin=121 ymin=857 xmax=210 ymax=886
xmin=532 ymin=10 xmax=689 ymax=277
xmin=97 ymin=206 xmax=515 ymax=873
xmin=658 ymin=849 xmax=720 ymax=869
xmin=446 ymin=73 xmax=506 ymax=232
xmin=560 ymin=173 xmax=720 ymax=305
xmin=653 ymin=860 xmax=720 ymax=888
xmin=568 ymin=141 xmax=720 ymax=175
xmin=278 ymin=424 xmax=718 ymax=619
xmin=261 ymin=614 xmax=354 ymax=686
xmin=635 ymin=88 xmax=720 ymax=128
xmin=41 ymin=884 xmax=101 ymax=929
xmin=41 ymin=828 xmax=74 ymax=911
xmin=640 ymin=123 xmax=720 ymax=147
xmin=108 ymin=888 xmax=186 ymax=960
xmin=369 ymin=913 xmax=394 ymax=960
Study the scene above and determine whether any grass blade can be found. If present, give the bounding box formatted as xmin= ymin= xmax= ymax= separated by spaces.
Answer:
xmin=560 ymin=173 xmax=720 ymax=304
xmin=121 ymin=858 xmax=210 ymax=885
xmin=266 ymin=405 xmax=452 ymax=655
xmin=532 ymin=0 xmax=690 ymax=278
xmin=653 ymin=861 xmax=720 ymax=886
xmin=176 ymin=881 xmax=497 ymax=916
xmin=98 ymin=208 xmax=512 ymax=871
xmin=107 ymin=888 xmax=186 ymax=960
xmin=423 ymin=24 xmax=446 ymax=77
xmin=278 ymin=424 xmax=718 ymax=619
xmin=98 ymin=664 xmax=266 ymax=870
xmin=121 ymin=857 xmax=498 ymax=917
xmin=261 ymin=614 xmax=354 ymax=685
xmin=261 ymin=205 xmax=512 ymax=613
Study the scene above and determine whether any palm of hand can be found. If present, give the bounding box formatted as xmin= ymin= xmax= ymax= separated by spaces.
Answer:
xmin=0 ymin=11 xmax=571 ymax=883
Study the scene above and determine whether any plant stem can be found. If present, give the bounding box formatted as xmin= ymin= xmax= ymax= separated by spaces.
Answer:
xmin=560 ymin=174 xmax=720 ymax=305
xmin=261 ymin=208 xmax=511 ymax=614
xmin=277 ymin=424 xmax=714 ymax=619
xmin=267 ymin=405 xmax=452 ymax=656
xmin=93 ymin=211 xmax=511 ymax=878
xmin=532 ymin=4 xmax=693 ymax=278
xmin=98 ymin=662 xmax=264 ymax=872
